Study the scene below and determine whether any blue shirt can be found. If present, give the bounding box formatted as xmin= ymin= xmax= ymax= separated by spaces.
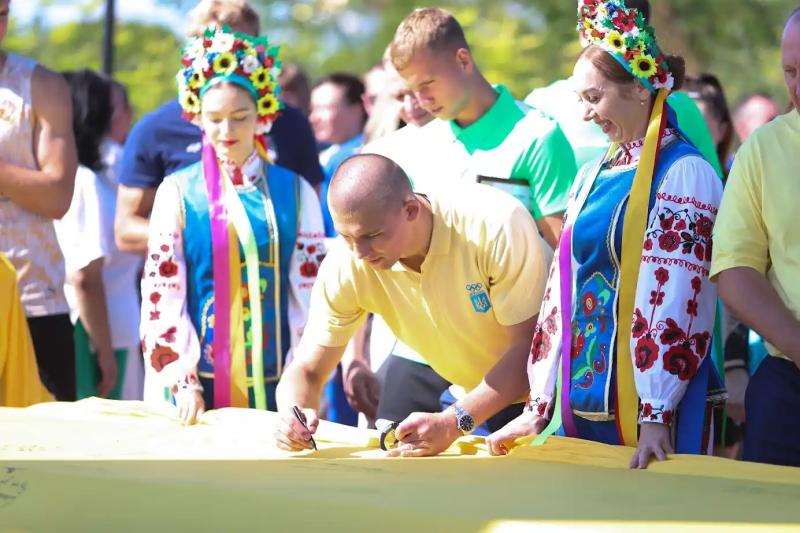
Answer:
xmin=319 ymin=133 xmax=364 ymax=237
xmin=118 ymin=99 xmax=323 ymax=189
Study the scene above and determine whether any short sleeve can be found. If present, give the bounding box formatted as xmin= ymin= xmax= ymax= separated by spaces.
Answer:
xmin=300 ymin=241 xmax=367 ymax=347
xmin=117 ymin=113 xmax=164 ymax=189
xmin=709 ymin=136 xmax=769 ymax=278
xmin=483 ymin=202 xmax=551 ymax=326
xmin=517 ymin=120 xmax=577 ymax=219
xmin=54 ymin=168 xmax=107 ymax=275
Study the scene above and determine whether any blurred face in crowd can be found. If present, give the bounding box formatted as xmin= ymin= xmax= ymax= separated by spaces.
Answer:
xmin=363 ymin=64 xmax=388 ymax=115
xmin=392 ymin=84 xmax=433 ymax=128
xmin=397 ymin=48 xmax=473 ymax=122
xmin=332 ymin=195 xmax=419 ymax=270
xmin=200 ymin=82 xmax=257 ymax=167
xmin=734 ymin=95 xmax=781 ymax=142
xmin=693 ymin=99 xmax=730 ymax=149
xmin=572 ymin=55 xmax=651 ymax=144
xmin=0 ymin=0 xmax=10 ymax=45
xmin=310 ymin=81 xmax=365 ymax=145
xmin=110 ymin=84 xmax=133 ymax=145
xmin=783 ymin=14 xmax=800 ymax=114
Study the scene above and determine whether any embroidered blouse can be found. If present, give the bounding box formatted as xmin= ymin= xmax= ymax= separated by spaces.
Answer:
xmin=527 ymin=131 xmax=723 ymax=425
xmin=140 ymin=151 xmax=326 ymax=399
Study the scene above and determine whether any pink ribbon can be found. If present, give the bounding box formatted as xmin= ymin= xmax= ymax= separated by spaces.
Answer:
xmin=202 ymin=135 xmax=231 ymax=408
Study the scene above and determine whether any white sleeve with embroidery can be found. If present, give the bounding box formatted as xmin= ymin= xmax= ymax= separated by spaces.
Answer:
xmin=140 ymin=179 xmax=202 ymax=403
xmin=631 ymin=155 xmax=723 ymax=425
xmin=526 ymin=163 xmax=596 ymax=417
xmin=287 ymin=177 xmax=326 ymax=351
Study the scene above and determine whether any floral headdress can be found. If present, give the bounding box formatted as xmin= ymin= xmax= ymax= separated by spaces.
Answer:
xmin=177 ymin=25 xmax=282 ymax=135
xmin=578 ymin=0 xmax=673 ymax=92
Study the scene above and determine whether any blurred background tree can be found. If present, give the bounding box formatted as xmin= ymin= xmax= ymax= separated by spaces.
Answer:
xmin=5 ymin=0 xmax=796 ymax=119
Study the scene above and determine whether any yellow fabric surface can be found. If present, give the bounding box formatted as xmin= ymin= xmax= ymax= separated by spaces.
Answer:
xmin=0 ymin=254 xmax=53 ymax=407
xmin=710 ymin=111 xmax=800 ymax=359
xmin=1 ymin=399 xmax=799 ymax=532
xmin=304 ymin=184 xmax=550 ymax=390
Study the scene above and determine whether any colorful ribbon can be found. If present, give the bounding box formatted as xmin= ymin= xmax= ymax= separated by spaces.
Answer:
xmin=203 ymin=135 xmax=232 ymax=408
xmin=203 ymin=135 xmax=270 ymax=410
xmin=614 ymin=88 xmax=669 ymax=447
xmin=221 ymin=167 xmax=268 ymax=410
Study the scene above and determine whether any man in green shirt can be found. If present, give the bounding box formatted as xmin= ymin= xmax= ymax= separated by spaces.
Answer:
xmin=368 ymin=7 xmax=576 ymax=249
xmin=353 ymin=7 xmax=574 ymax=429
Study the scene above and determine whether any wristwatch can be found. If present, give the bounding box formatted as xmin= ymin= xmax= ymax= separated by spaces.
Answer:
xmin=453 ymin=405 xmax=476 ymax=435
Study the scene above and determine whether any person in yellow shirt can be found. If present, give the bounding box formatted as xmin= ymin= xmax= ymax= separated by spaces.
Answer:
xmin=274 ymin=153 xmax=550 ymax=456
xmin=710 ymin=8 xmax=800 ymax=467
xmin=0 ymin=253 xmax=53 ymax=406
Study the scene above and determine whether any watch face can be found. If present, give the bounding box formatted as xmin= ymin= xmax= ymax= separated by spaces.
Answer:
xmin=459 ymin=415 xmax=475 ymax=433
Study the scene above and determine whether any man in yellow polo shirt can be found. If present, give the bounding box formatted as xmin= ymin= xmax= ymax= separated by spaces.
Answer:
xmin=275 ymin=154 xmax=549 ymax=456
xmin=710 ymin=8 xmax=800 ymax=467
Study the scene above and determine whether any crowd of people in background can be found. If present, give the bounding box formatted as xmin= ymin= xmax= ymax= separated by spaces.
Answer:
xmin=1 ymin=0 xmax=799 ymax=470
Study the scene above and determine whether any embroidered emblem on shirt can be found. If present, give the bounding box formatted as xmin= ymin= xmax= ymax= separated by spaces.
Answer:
xmin=466 ymin=283 xmax=491 ymax=313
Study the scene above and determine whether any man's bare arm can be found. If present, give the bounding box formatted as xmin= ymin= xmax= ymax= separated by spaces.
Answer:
xmin=0 ymin=66 xmax=77 ymax=219
xmin=276 ymin=339 xmax=348 ymax=412
xmin=717 ymin=267 xmax=800 ymax=367
xmin=536 ymin=213 xmax=563 ymax=250
xmin=115 ymin=185 xmax=156 ymax=253
xmin=457 ymin=315 xmax=537 ymax=424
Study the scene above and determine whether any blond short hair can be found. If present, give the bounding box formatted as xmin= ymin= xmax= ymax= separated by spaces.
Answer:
xmin=186 ymin=0 xmax=260 ymax=38
xmin=389 ymin=8 xmax=469 ymax=70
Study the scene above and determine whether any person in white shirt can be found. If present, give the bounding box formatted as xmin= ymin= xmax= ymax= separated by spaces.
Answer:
xmin=56 ymin=69 xmax=143 ymax=400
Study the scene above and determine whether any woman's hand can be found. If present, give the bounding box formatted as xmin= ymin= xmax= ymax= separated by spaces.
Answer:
xmin=177 ymin=389 xmax=205 ymax=425
xmin=486 ymin=410 xmax=549 ymax=456
xmin=96 ymin=350 xmax=118 ymax=398
xmin=630 ymin=422 xmax=673 ymax=469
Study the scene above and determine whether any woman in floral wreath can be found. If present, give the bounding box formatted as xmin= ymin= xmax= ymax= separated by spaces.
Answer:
xmin=140 ymin=26 xmax=325 ymax=424
xmin=487 ymin=0 xmax=723 ymax=468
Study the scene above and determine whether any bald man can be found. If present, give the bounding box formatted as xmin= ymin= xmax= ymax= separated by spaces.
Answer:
xmin=711 ymin=8 xmax=800 ymax=467
xmin=275 ymin=154 xmax=550 ymax=456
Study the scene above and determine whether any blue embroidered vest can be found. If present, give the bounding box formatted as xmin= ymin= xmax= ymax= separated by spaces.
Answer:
xmin=170 ymin=161 xmax=298 ymax=388
xmin=569 ymin=137 xmax=701 ymax=418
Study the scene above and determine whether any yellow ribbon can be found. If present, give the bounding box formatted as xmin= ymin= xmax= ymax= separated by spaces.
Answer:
xmin=615 ymin=88 xmax=669 ymax=446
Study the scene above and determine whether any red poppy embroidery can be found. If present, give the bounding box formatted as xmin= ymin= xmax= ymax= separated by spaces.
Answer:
xmin=695 ymin=215 xmax=713 ymax=239
xmin=150 ymin=343 xmax=179 ymax=372
xmin=299 ymin=261 xmax=318 ymax=278
xmin=160 ymin=326 xmax=177 ymax=343
xmin=634 ymin=335 xmax=659 ymax=371
xmin=641 ymin=403 xmax=653 ymax=418
xmin=150 ymin=292 xmax=162 ymax=305
xmin=663 ymin=343 xmax=699 ymax=381
xmin=159 ymin=260 xmax=179 ymax=278
xmin=663 ymin=410 xmax=674 ymax=425
xmin=658 ymin=231 xmax=681 ymax=252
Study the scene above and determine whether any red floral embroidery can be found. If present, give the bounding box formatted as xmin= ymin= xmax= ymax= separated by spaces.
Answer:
xmin=299 ymin=261 xmax=318 ymax=278
xmin=160 ymin=244 xmax=169 ymax=252
xmin=643 ymin=239 xmax=653 ymax=251
xmin=639 ymin=402 xmax=675 ymax=425
xmin=663 ymin=343 xmax=699 ymax=381
xmin=571 ymin=331 xmax=586 ymax=360
xmin=582 ymin=291 xmax=597 ymax=314
xmin=695 ymin=215 xmax=713 ymax=239
xmin=634 ymin=335 xmax=659 ymax=371
xmin=160 ymin=326 xmax=177 ymax=343
xmin=150 ymin=292 xmax=162 ymax=305
xmin=159 ymin=260 xmax=179 ymax=278
xmin=658 ymin=231 xmax=680 ymax=252
xmin=632 ymin=309 xmax=648 ymax=338
xmin=150 ymin=343 xmax=179 ymax=372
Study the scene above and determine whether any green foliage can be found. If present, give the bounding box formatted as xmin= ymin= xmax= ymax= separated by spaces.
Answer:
xmin=5 ymin=18 xmax=181 ymax=119
xmin=5 ymin=0 xmax=798 ymax=118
